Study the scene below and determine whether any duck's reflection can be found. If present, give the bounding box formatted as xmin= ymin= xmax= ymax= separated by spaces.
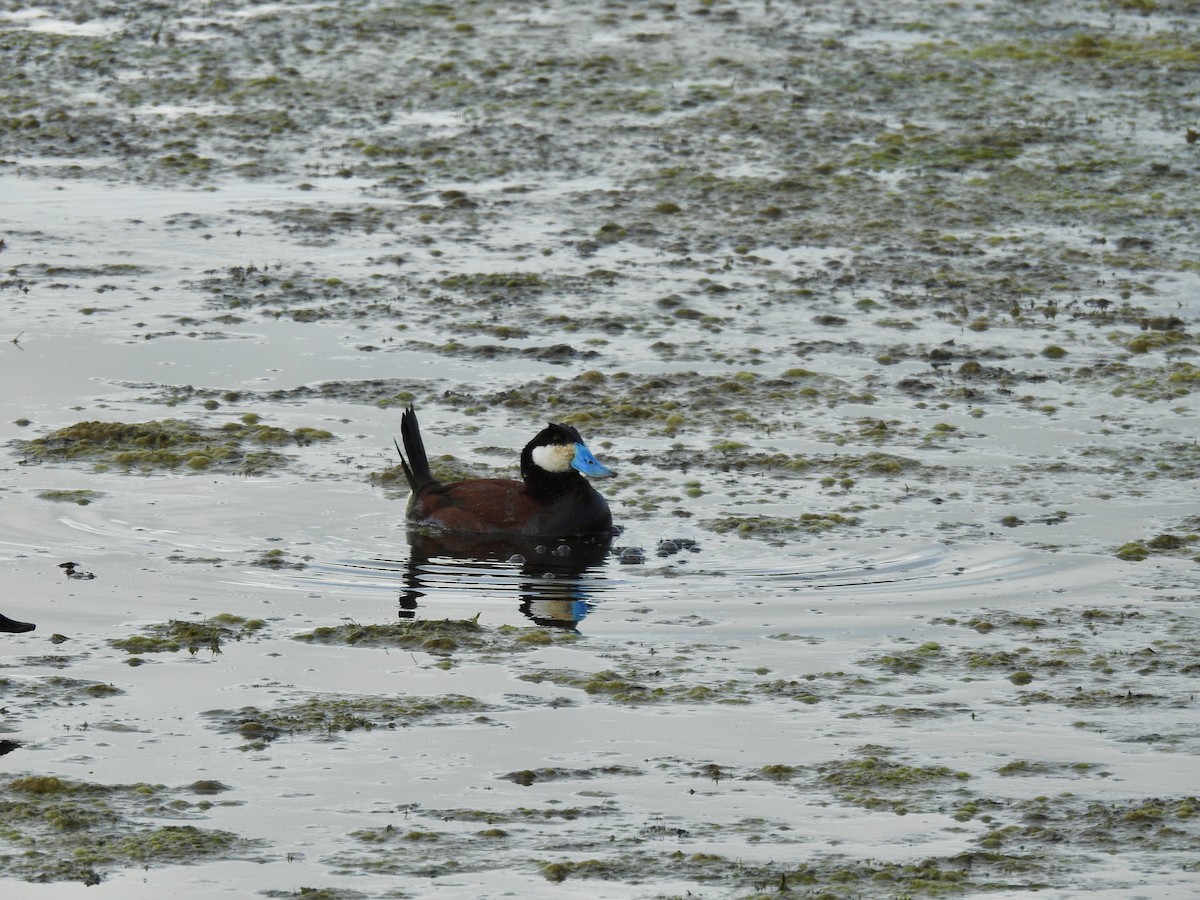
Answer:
xmin=399 ymin=530 xmax=614 ymax=629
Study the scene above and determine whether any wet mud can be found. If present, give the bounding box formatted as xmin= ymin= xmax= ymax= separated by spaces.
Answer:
xmin=1 ymin=0 xmax=1198 ymax=896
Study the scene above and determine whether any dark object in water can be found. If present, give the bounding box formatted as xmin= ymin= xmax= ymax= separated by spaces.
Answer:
xmin=0 ymin=614 xmax=35 ymax=634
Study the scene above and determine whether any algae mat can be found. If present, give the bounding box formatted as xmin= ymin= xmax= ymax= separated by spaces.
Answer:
xmin=1 ymin=0 xmax=1198 ymax=897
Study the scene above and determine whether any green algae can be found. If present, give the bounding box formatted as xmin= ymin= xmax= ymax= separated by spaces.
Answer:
xmin=1125 ymin=330 xmax=1191 ymax=354
xmin=295 ymin=616 xmax=483 ymax=652
xmin=759 ymin=763 xmax=800 ymax=782
xmin=971 ymin=793 xmax=1200 ymax=860
xmin=438 ymin=272 xmax=553 ymax=291
xmin=112 ymin=824 xmax=244 ymax=863
xmin=503 ymin=765 xmax=642 ymax=786
xmin=1116 ymin=541 xmax=1152 ymax=561
xmin=260 ymin=887 xmax=369 ymax=899
xmin=819 ymin=749 xmax=964 ymax=812
xmin=0 ymin=674 xmax=124 ymax=705
xmin=0 ymin=776 xmax=262 ymax=883
xmin=518 ymin=667 xmax=703 ymax=704
xmin=196 ymin=263 xmax=398 ymax=320
xmin=15 ymin=419 xmax=334 ymax=474
xmin=964 ymin=33 xmax=1200 ymax=69
xmin=250 ymin=547 xmax=309 ymax=570
xmin=514 ymin=658 xmax=865 ymax=708
xmin=865 ymin=641 xmax=943 ymax=675
xmin=206 ymin=693 xmax=490 ymax=749
xmin=996 ymin=760 xmax=1108 ymax=778
xmin=336 ymin=806 xmax=1019 ymax=893
xmin=110 ymin=614 xmax=266 ymax=655
xmin=704 ymin=512 xmax=861 ymax=540
xmin=35 ymin=489 xmax=104 ymax=505
xmin=420 ymin=369 xmax=867 ymax=435
xmin=880 ymin=607 xmax=1200 ymax=729
xmin=518 ymin=662 xmax=738 ymax=705
xmin=319 ymin=752 xmax=1194 ymax=895
xmin=294 ymin=617 xmax=576 ymax=658
xmin=531 ymin=851 xmax=992 ymax=893
xmin=1079 ymin=440 xmax=1200 ymax=482
xmin=1116 ymin=531 xmax=1198 ymax=562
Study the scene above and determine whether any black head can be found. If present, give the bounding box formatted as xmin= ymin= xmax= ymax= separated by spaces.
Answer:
xmin=520 ymin=423 xmax=613 ymax=480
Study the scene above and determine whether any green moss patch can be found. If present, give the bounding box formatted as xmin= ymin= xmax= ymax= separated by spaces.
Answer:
xmin=503 ymin=765 xmax=642 ymax=786
xmin=1115 ymin=531 xmax=1199 ymax=562
xmin=0 ymin=776 xmax=262 ymax=883
xmin=818 ymin=750 xmax=970 ymax=814
xmin=294 ymin=617 xmax=577 ymax=659
xmin=205 ymin=693 xmax=491 ymax=749
xmin=704 ymin=512 xmax=861 ymax=540
xmin=863 ymin=641 xmax=944 ymax=675
xmin=15 ymin=419 xmax=333 ymax=474
xmin=423 ymin=369 xmax=869 ymax=434
xmin=110 ymin=614 xmax=266 ymax=655
xmin=0 ymin=675 xmax=124 ymax=705
xmin=250 ymin=547 xmax=309 ymax=570
xmin=521 ymin=662 xmax=726 ymax=704
xmin=884 ymin=607 xmax=1200 ymax=729
xmin=35 ymin=489 xmax=105 ymax=505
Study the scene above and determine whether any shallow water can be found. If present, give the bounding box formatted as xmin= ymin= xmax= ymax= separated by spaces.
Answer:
xmin=2 ymin=0 xmax=1199 ymax=896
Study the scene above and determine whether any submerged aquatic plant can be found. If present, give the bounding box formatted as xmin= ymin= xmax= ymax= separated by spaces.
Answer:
xmin=0 ymin=776 xmax=263 ymax=882
xmin=206 ymin=693 xmax=489 ymax=750
xmin=110 ymin=614 xmax=266 ymax=656
xmin=293 ymin=616 xmax=575 ymax=657
xmin=16 ymin=419 xmax=333 ymax=474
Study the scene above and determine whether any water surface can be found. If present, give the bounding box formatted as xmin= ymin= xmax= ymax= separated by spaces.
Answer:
xmin=1 ymin=0 xmax=1198 ymax=896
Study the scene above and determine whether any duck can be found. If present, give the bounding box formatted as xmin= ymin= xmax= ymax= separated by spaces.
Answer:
xmin=395 ymin=405 xmax=615 ymax=538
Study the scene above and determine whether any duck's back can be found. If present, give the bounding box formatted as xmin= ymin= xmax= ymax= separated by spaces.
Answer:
xmin=408 ymin=478 xmax=611 ymax=538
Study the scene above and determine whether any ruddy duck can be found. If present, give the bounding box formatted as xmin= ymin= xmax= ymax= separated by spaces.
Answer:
xmin=395 ymin=405 xmax=615 ymax=538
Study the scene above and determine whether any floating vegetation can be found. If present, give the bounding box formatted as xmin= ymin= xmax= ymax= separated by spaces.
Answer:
xmin=502 ymin=765 xmax=642 ymax=786
xmin=520 ymin=662 xmax=748 ymax=706
xmin=817 ymin=750 xmax=965 ymax=816
xmin=0 ymin=776 xmax=263 ymax=883
xmin=249 ymin=547 xmax=309 ymax=570
xmin=1115 ymin=532 xmax=1199 ymax=562
xmin=293 ymin=617 xmax=576 ymax=658
xmin=35 ymin=489 xmax=105 ymax=505
xmin=426 ymin=369 xmax=864 ymax=434
xmin=865 ymin=641 xmax=944 ymax=676
xmin=0 ymin=675 xmax=123 ymax=704
xmin=15 ymin=419 xmax=334 ymax=474
xmin=191 ymin=264 xmax=394 ymax=317
xmin=437 ymin=272 xmax=554 ymax=292
xmin=704 ymin=512 xmax=862 ymax=540
xmin=110 ymin=614 xmax=266 ymax=656
xmin=205 ymin=693 xmax=490 ymax=750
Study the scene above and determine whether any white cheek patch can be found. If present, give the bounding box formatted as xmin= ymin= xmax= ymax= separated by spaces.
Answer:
xmin=531 ymin=443 xmax=576 ymax=473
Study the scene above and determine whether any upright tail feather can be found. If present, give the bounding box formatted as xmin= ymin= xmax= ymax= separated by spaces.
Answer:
xmin=397 ymin=405 xmax=436 ymax=493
